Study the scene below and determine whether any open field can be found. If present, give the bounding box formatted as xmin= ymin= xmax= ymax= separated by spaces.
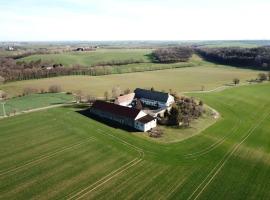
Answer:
xmin=18 ymin=49 xmax=153 ymax=67
xmin=1 ymin=83 xmax=270 ymax=199
xmin=0 ymin=93 xmax=73 ymax=116
xmin=0 ymin=63 xmax=260 ymax=97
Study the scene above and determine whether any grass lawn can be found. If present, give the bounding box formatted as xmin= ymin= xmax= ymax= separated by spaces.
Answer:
xmin=0 ymin=83 xmax=270 ymax=199
xmin=0 ymin=93 xmax=73 ymax=116
xmin=0 ymin=60 xmax=260 ymax=97
xmin=18 ymin=49 xmax=153 ymax=67
xmin=134 ymin=106 xmax=218 ymax=143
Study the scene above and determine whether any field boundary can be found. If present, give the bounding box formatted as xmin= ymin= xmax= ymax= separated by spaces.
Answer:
xmin=0 ymin=103 xmax=73 ymax=120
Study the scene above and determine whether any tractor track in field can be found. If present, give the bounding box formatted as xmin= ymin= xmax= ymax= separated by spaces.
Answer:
xmin=65 ymin=128 xmax=144 ymax=200
xmin=0 ymin=137 xmax=95 ymax=177
xmin=187 ymin=110 xmax=270 ymax=200
xmin=184 ymin=118 xmax=242 ymax=159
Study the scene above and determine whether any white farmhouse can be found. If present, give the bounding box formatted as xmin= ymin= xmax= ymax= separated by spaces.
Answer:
xmin=134 ymin=88 xmax=175 ymax=108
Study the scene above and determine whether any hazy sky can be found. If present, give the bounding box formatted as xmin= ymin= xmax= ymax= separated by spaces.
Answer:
xmin=0 ymin=0 xmax=269 ymax=41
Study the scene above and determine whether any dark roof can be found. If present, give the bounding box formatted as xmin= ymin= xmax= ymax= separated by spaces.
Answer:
xmin=91 ymin=100 xmax=141 ymax=119
xmin=136 ymin=115 xmax=155 ymax=124
xmin=134 ymin=88 xmax=169 ymax=103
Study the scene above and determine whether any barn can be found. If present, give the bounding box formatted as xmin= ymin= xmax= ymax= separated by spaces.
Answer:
xmin=90 ymin=101 xmax=156 ymax=132
xmin=134 ymin=88 xmax=175 ymax=108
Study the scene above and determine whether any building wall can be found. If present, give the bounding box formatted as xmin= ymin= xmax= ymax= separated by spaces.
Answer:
xmin=90 ymin=108 xmax=134 ymax=127
xmin=166 ymin=95 xmax=175 ymax=106
xmin=135 ymin=119 xmax=157 ymax=132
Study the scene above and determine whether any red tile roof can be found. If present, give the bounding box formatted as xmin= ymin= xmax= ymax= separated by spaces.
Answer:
xmin=91 ymin=100 xmax=141 ymax=119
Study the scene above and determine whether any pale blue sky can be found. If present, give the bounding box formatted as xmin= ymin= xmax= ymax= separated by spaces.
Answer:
xmin=0 ymin=0 xmax=269 ymax=41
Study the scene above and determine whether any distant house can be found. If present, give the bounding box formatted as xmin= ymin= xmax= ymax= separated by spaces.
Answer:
xmin=134 ymin=88 xmax=175 ymax=108
xmin=90 ymin=101 xmax=156 ymax=132
xmin=114 ymin=93 xmax=135 ymax=107
xmin=7 ymin=46 xmax=14 ymax=51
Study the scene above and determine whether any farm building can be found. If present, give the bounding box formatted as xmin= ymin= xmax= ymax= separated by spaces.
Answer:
xmin=134 ymin=88 xmax=175 ymax=108
xmin=90 ymin=101 xmax=156 ymax=132
xmin=114 ymin=93 xmax=135 ymax=107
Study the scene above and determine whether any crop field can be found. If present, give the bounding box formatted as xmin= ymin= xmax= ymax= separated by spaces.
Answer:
xmin=18 ymin=49 xmax=153 ymax=67
xmin=1 ymin=63 xmax=259 ymax=97
xmin=1 ymin=83 xmax=270 ymax=199
xmin=0 ymin=93 xmax=73 ymax=117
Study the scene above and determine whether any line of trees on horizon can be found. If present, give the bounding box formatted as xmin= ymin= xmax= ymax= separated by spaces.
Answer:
xmin=196 ymin=47 xmax=270 ymax=70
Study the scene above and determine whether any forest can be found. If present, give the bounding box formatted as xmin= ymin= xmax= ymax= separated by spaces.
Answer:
xmin=152 ymin=47 xmax=193 ymax=63
xmin=196 ymin=47 xmax=270 ymax=70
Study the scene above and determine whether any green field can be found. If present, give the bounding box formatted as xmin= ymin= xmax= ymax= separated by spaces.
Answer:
xmin=18 ymin=49 xmax=153 ymax=67
xmin=0 ymin=93 xmax=73 ymax=116
xmin=0 ymin=62 xmax=259 ymax=97
xmin=0 ymin=83 xmax=270 ymax=199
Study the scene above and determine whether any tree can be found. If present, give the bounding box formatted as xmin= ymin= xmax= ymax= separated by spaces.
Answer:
xmin=268 ymin=72 xmax=270 ymax=81
xmin=23 ymin=87 xmax=38 ymax=96
xmin=49 ymin=85 xmax=62 ymax=93
xmin=201 ymin=85 xmax=205 ymax=91
xmin=135 ymin=99 xmax=143 ymax=110
xmin=258 ymin=73 xmax=267 ymax=82
xmin=0 ymin=90 xmax=7 ymax=100
xmin=168 ymin=105 xmax=180 ymax=125
xmin=199 ymin=100 xmax=204 ymax=106
xmin=74 ymin=90 xmax=83 ymax=103
xmin=123 ymin=88 xmax=131 ymax=94
xmin=112 ymin=86 xmax=121 ymax=99
xmin=86 ymin=94 xmax=96 ymax=103
xmin=104 ymin=91 xmax=110 ymax=101
xmin=0 ymin=76 xmax=5 ymax=84
xmin=233 ymin=78 xmax=240 ymax=85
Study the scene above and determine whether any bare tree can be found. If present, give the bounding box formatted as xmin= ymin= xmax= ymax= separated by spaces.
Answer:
xmin=112 ymin=86 xmax=121 ymax=99
xmin=0 ymin=90 xmax=7 ymax=99
xmin=123 ymin=88 xmax=131 ymax=94
xmin=0 ymin=76 xmax=5 ymax=84
xmin=258 ymin=73 xmax=267 ymax=82
xmin=86 ymin=94 xmax=96 ymax=103
xmin=48 ymin=85 xmax=62 ymax=93
xmin=233 ymin=78 xmax=240 ymax=85
xmin=104 ymin=91 xmax=110 ymax=101
xmin=23 ymin=87 xmax=38 ymax=96
xmin=74 ymin=90 xmax=83 ymax=103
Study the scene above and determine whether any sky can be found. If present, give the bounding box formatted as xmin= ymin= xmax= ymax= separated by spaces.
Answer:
xmin=0 ymin=0 xmax=269 ymax=41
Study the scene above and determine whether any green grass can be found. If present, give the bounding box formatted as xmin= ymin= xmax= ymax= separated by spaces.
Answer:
xmin=134 ymin=106 xmax=218 ymax=143
xmin=0 ymin=93 xmax=73 ymax=116
xmin=0 ymin=83 xmax=270 ymax=199
xmin=0 ymin=60 xmax=260 ymax=97
xmin=18 ymin=49 xmax=153 ymax=67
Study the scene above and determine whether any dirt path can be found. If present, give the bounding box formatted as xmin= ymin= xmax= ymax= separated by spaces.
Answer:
xmin=0 ymin=103 xmax=74 ymax=120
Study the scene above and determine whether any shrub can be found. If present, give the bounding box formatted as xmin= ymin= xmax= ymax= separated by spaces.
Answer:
xmin=48 ymin=85 xmax=62 ymax=93
xmin=23 ymin=87 xmax=38 ymax=96
xmin=233 ymin=78 xmax=240 ymax=85
xmin=258 ymin=73 xmax=268 ymax=82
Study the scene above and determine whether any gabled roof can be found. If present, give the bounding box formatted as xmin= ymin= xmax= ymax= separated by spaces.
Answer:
xmin=136 ymin=115 xmax=155 ymax=124
xmin=134 ymin=88 xmax=169 ymax=103
xmin=91 ymin=100 xmax=141 ymax=119
xmin=115 ymin=93 xmax=135 ymax=104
